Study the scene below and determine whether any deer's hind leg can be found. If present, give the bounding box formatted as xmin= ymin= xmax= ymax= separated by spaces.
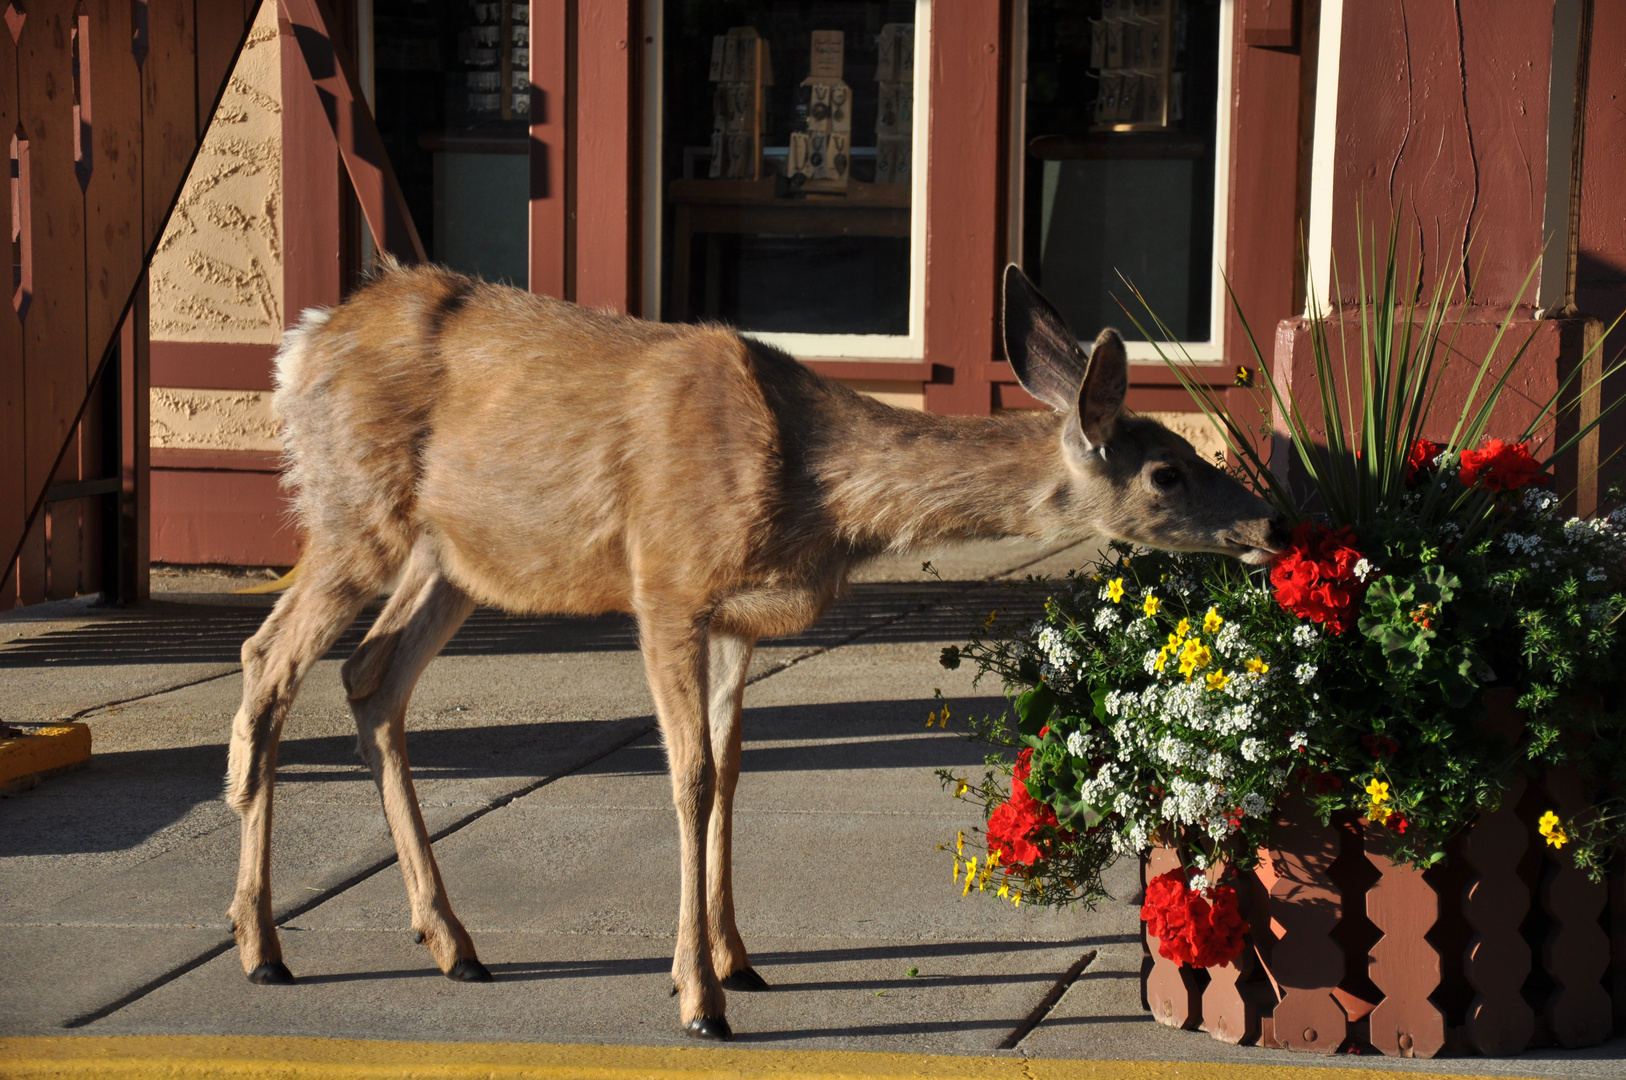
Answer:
xmin=227 ymin=555 xmax=378 ymax=983
xmin=705 ymin=630 xmax=767 ymax=991
xmin=341 ymin=542 xmax=485 ymax=980
xmin=637 ymin=602 xmax=730 ymax=1038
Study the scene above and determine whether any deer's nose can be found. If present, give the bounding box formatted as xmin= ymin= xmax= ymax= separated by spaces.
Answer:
xmin=1265 ymin=514 xmax=1292 ymax=552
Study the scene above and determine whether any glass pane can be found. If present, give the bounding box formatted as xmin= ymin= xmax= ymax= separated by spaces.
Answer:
xmin=373 ymin=1 xmax=531 ymax=287
xmin=1022 ymin=0 xmax=1223 ymax=342
xmin=661 ymin=2 xmax=917 ymax=335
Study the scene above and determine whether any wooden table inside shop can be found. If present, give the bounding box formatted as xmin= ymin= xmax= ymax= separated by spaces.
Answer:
xmin=667 ymin=177 xmax=911 ymax=318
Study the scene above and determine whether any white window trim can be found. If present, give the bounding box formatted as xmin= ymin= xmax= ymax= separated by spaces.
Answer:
xmin=1010 ymin=0 xmax=1235 ymax=366
xmin=1305 ymin=0 xmax=1344 ymax=316
xmin=641 ymin=0 xmax=931 ymax=361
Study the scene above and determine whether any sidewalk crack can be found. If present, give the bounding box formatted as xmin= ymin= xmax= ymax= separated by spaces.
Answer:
xmin=996 ymin=947 xmax=1097 ymax=1050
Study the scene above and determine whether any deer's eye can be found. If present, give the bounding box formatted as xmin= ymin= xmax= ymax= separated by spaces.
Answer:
xmin=1152 ymin=465 xmax=1181 ymax=489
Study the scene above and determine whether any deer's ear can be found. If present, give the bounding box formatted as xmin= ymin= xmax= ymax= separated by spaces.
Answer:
xmin=1002 ymin=264 xmax=1087 ymax=411
xmin=1077 ymin=327 xmax=1128 ymax=450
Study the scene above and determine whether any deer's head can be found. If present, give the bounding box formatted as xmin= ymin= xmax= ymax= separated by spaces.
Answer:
xmin=1002 ymin=265 xmax=1288 ymax=566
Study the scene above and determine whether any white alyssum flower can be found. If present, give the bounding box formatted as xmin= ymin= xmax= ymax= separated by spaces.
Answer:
xmin=1214 ymin=622 xmax=1245 ymax=657
xmin=1065 ymin=728 xmax=1091 ymax=758
xmin=1295 ymin=662 xmax=1318 ymax=685
xmin=1289 ymin=730 xmax=1309 ymax=751
xmin=1240 ymin=737 xmax=1266 ymax=762
xmin=1352 ymin=558 xmax=1374 ymax=582
xmin=1240 ymin=792 xmax=1269 ymax=818
xmin=1588 ymin=566 xmax=1609 ymax=583
xmin=1525 ymin=487 xmax=1560 ymax=515
xmin=1094 ymin=607 xmax=1122 ymax=631
xmin=1292 ymin=624 xmax=1320 ymax=648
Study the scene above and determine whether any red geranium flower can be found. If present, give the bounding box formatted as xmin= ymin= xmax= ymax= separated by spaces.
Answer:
xmin=1405 ymin=438 xmax=1443 ymax=485
xmin=1270 ymin=522 xmax=1368 ymax=635
xmin=986 ymin=763 xmax=1069 ymax=870
xmin=1140 ymin=870 xmax=1249 ymax=969
xmin=1458 ymin=438 xmax=1548 ymax=492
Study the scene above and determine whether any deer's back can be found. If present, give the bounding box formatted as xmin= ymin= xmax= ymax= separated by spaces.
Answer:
xmin=275 ymin=265 xmax=822 ymax=619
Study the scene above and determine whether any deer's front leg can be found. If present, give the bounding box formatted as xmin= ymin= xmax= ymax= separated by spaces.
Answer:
xmin=706 ymin=631 xmax=766 ymax=991
xmin=638 ymin=607 xmax=730 ymax=1038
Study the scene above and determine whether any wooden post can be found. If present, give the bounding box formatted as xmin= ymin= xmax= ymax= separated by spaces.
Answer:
xmin=1264 ymin=793 xmax=1347 ymax=1053
xmin=1364 ymin=821 xmax=1446 ymax=1058
xmin=1540 ymin=764 xmax=1612 ymax=1047
xmin=1462 ymin=689 xmax=1535 ymax=1056
xmin=1143 ymin=847 xmax=1203 ymax=1030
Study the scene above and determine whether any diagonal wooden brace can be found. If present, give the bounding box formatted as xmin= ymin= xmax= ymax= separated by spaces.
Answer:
xmin=278 ymin=0 xmax=426 ymax=264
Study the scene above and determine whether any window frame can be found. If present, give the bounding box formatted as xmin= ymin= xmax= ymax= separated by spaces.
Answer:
xmin=1007 ymin=0 xmax=1236 ymax=365
xmin=640 ymin=0 xmax=933 ymax=361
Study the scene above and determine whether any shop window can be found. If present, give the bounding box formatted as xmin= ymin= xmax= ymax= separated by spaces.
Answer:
xmin=653 ymin=1 xmax=926 ymax=354
xmin=371 ymin=1 xmax=531 ymax=287
xmin=1016 ymin=0 xmax=1228 ymax=355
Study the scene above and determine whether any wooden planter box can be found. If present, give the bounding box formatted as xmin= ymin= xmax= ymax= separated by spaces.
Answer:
xmin=1139 ymin=691 xmax=1626 ymax=1058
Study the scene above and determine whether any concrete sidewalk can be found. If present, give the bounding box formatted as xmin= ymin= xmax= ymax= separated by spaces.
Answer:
xmin=1 ymin=540 xmax=1621 ymax=1077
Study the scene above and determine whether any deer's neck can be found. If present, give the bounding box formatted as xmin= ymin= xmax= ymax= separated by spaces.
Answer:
xmin=808 ymin=394 xmax=1082 ymax=552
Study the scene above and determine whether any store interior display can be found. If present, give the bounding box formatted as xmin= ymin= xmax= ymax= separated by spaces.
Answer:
xmin=663 ymin=2 xmax=918 ymax=333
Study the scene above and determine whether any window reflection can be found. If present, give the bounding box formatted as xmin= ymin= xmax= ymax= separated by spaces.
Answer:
xmin=661 ymin=2 xmax=917 ymax=335
xmin=1022 ymin=0 xmax=1222 ymax=343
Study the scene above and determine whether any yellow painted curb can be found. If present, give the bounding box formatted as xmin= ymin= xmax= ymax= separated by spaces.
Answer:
xmin=0 ymin=723 xmax=91 ymax=791
xmin=235 ymin=564 xmax=300 ymax=594
xmin=0 ymin=1037 xmax=1548 ymax=1080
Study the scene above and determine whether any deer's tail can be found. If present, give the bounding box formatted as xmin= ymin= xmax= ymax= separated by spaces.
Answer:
xmin=270 ymin=274 xmax=449 ymax=576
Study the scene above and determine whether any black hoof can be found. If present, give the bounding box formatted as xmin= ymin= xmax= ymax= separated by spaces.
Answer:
xmin=685 ymin=1015 xmax=733 ymax=1041
xmin=447 ymin=958 xmax=493 ymax=983
xmin=721 ymin=966 xmax=770 ymax=991
xmin=670 ymin=982 xmax=679 ymax=997
xmin=248 ymin=961 xmax=295 ymax=985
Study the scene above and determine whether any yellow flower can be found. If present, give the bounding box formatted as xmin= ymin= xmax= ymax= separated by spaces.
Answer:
xmin=1143 ymin=594 xmax=1162 ymax=617
xmin=987 ymin=849 xmax=1001 ymax=869
xmin=1153 ymin=647 xmax=1172 ymax=673
xmin=925 ymin=711 xmax=937 ymax=728
xmin=1205 ymin=669 xmax=1230 ymax=692
xmin=953 ymin=778 xmax=969 ymax=797
xmin=1175 ymin=617 xmax=1191 ymax=640
xmin=996 ymin=883 xmax=1009 ymax=899
xmin=956 ymin=830 xmax=965 ymax=856
xmin=1365 ymin=778 xmax=1390 ymax=804
xmin=1539 ymin=810 xmax=1569 ymax=849
xmin=985 ymin=610 xmax=999 ymax=628
xmin=962 ymin=857 xmax=977 ymax=896
xmin=1106 ymin=578 xmax=1126 ymax=603
xmin=1369 ymin=804 xmax=1392 ymax=825
xmin=1178 ymin=639 xmax=1212 ymax=679
xmin=1246 ymin=657 xmax=1269 ymax=675
xmin=1203 ymin=607 xmax=1224 ymax=634
xmin=1011 ymin=888 xmax=1023 ymax=908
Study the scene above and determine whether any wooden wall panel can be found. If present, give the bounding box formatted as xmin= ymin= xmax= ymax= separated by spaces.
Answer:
xmin=1223 ymin=10 xmax=1303 ymax=379
xmin=528 ymin=0 xmax=569 ymax=299
xmin=1576 ymin=2 xmax=1626 ymax=323
xmin=922 ymin=3 xmax=1003 ymax=416
xmin=150 ymin=467 xmax=299 ymax=566
xmin=195 ymin=0 xmax=252 ymax=139
xmin=1326 ymin=0 xmax=1552 ymax=308
xmin=17 ymin=1 xmax=88 ymax=500
xmin=0 ymin=18 xmax=22 ymax=612
xmin=280 ymin=8 xmax=342 ymax=323
xmin=142 ymin=0 xmax=197 ymax=251
xmin=574 ymin=0 xmax=635 ymax=312
xmin=82 ymin=0 xmax=146 ymax=374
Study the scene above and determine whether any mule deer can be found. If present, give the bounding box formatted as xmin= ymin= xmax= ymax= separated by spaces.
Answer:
xmin=225 ymin=261 xmax=1285 ymax=1038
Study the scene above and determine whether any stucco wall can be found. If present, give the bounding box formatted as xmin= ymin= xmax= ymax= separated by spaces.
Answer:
xmin=149 ymin=4 xmax=283 ymax=344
